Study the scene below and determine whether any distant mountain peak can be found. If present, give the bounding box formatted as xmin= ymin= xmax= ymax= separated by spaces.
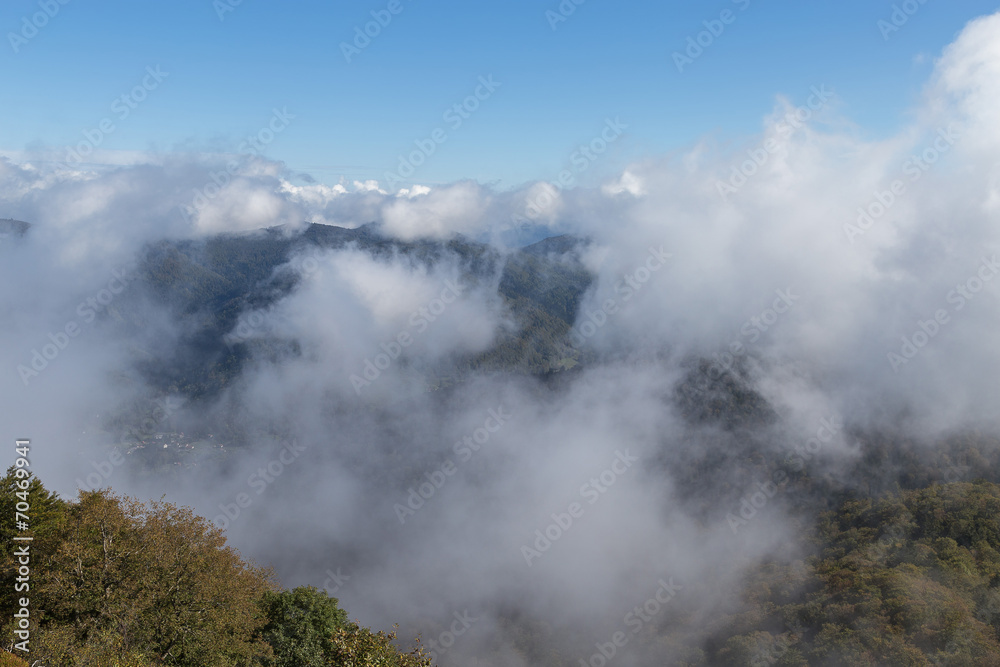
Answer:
xmin=522 ymin=233 xmax=590 ymax=257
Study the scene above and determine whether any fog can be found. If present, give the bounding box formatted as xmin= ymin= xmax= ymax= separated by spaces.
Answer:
xmin=3 ymin=11 xmax=1000 ymax=665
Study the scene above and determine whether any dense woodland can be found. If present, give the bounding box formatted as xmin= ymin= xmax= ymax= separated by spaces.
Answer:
xmin=0 ymin=470 xmax=431 ymax=666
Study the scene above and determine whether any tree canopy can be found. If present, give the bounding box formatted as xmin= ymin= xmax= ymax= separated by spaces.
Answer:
xmin=0 ymin=469 xmax=431 ymax=666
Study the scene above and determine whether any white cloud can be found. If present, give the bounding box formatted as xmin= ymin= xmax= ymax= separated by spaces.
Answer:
xmin=381 ymin=180 xmax=490 ymax=240
xmin=602 ymin=169 xmax=645 ymax=197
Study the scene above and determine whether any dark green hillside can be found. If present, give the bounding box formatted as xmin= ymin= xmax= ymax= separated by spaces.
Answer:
xmin=121 ymin=223 xmax=593 ymax=398
xmin=698 ymin=481 xmax=1000 ymax=666
xmin=458 ymin=235 xmax=593 ymax=378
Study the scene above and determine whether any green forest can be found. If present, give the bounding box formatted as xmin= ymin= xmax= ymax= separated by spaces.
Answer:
xmin=0 ymin=469 xmax=432 ymax=666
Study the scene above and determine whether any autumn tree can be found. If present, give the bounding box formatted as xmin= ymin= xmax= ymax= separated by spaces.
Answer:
xmin=0 ymin=471 xmax=278 ymax=666
xmin=1 ymin=473 xmax=435 ymax=666
xmin=328 ymin=624 xmax=433 ymax=667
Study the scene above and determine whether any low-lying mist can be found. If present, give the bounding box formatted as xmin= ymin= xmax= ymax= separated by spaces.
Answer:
xmin=4 ymin=11 xmax=1000 ymax=665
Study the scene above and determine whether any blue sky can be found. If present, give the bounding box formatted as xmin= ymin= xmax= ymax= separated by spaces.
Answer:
xmin=2 ymin=0 xmax=998 ymax=190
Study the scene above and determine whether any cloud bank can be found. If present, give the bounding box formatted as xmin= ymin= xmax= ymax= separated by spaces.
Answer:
xmin=3 ymin=11 xmax=1000 ymax=665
